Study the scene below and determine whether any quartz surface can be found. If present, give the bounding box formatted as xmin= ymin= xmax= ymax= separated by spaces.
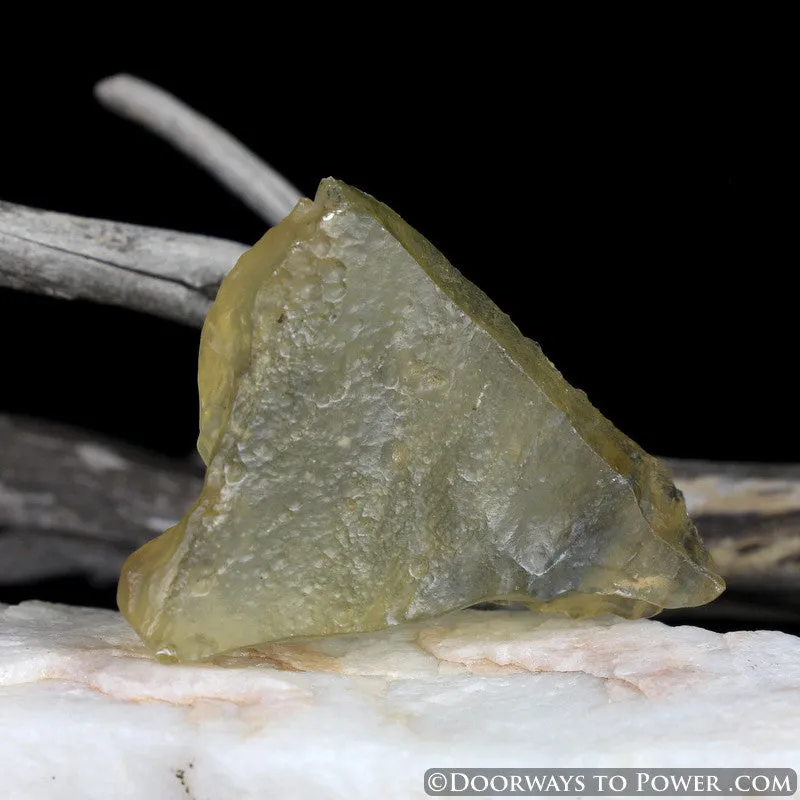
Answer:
xmin=1 ymin=601 xmax=798 ymax=798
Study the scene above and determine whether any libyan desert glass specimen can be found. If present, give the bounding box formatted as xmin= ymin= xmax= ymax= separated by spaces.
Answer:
xmin=119 ymin=178 xmax=724 ymax=661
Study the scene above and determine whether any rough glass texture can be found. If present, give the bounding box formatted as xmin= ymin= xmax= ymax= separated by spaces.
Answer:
xmin=119 ymin=178 xmax=724 ymax=661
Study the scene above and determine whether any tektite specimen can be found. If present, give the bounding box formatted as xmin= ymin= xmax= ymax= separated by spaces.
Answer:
xmin=119 ymin=178 xmax=724 ymax=661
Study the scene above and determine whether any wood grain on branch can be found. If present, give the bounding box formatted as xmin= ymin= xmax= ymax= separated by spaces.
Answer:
xmin=95 ymin=74 xmax=303 ymax=226
xmin=0 ymin=201 xmax=246 ymax=326
xmin=1 ymin=413 xmax=799 ymax=598
xmin=0 ymin=414 xmax=201 ymax=584
xmin=2 ymin=72 xmax=305 ymax=326
xmin=665 ymin=458 xmax=800 ymax=594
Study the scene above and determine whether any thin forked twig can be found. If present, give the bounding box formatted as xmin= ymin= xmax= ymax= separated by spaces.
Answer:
xmin=95 ymin=74 xmax=303 ymax=225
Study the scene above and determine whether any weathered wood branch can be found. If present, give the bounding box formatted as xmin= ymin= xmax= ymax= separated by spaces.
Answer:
xmin=0 ymin=414 xmax=201 ymax=583
xmin=0 ymin=201 xmax=246 ymax=326
xmin=95 ymin=74 xmax=303 ymax=226
xmin=665 ymin=458 xmax=800 ymax=594
xmin=1 ymin=73 xmax=306 ymax=325
xmin=1 ymin=413 xmax=799 ymax=596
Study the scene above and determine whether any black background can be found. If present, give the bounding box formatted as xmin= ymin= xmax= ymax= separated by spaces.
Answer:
xmin=2 ymin=47 xmax=794 ymax=463
xmin=0 ymin=36 xmax=795 ymax=613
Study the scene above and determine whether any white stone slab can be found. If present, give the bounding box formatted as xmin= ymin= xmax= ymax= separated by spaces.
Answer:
xmin=1 ymin=601 xmax=798 ymax=798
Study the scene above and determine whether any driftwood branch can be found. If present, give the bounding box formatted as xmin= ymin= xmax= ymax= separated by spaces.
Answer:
xmin=0 ymin=414 xmax=201 ymax=583
xmin=1 ymin=412 xmax=799 ymax=599
xmin=0 ymin=201 xmax=246 ymax=326
xmin=665 ymin=459 xmax=800 ymax=594
xmin=1 ymin=72 xmax=305 ymax=325
xmin=95 ymin=74 xmax=303 ymax=226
